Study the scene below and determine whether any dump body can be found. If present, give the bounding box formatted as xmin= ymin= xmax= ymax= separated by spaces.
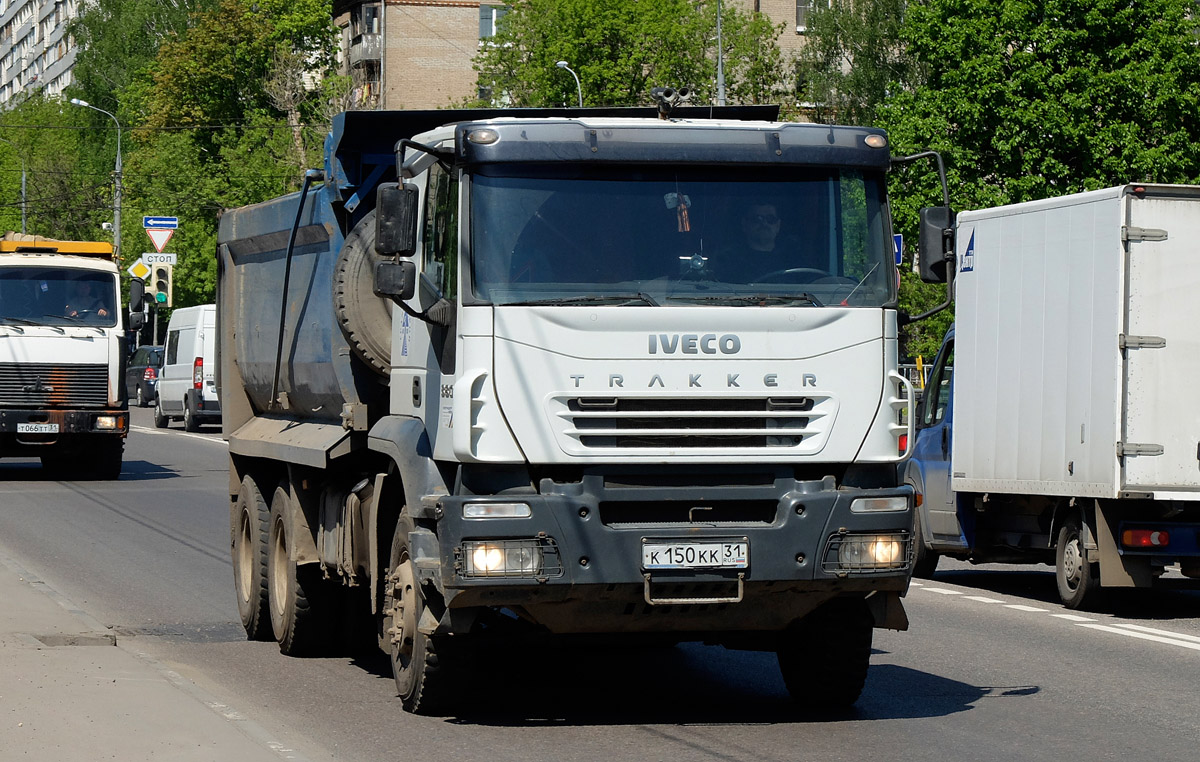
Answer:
xmin=219 ymin=108 xmax=922 ymax=713
xmin=0 ymin=235 xmax=129 ymax=478
xmin=908 ymin=185 xmax=1200 ymax=603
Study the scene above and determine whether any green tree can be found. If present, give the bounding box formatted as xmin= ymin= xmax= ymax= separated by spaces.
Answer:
xmin=471 ymin=0 xmax=790 ymax=107
xmin=881 ymin=0 xmax=1200 ymax=357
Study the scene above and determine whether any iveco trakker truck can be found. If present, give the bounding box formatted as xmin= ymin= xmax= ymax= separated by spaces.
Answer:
xmin=0 ymin=233 xmax=132 ymax=478
xmin=218 ymin=106 xmax=947 ymax=714
xmin=908 ymin=184 xmax=1200 ymax=608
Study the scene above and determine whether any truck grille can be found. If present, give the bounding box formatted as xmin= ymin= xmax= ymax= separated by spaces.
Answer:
xmin=558 ymin=396 xmax=831 ymax=451
xmin=0 ymin=363 xmax=109 ymax=407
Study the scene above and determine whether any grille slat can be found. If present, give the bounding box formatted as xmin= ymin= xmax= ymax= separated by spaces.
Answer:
xmin=0 ymin=363 xmax=110 ymax=407
xmin=561 ymin=396 xmax=829 ymax=450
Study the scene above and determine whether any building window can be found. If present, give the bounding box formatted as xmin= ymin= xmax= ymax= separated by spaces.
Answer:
xmin=796 ymin=0 xmax=817 ymax=33
xmin=479 ymin=4 xmax=508 ymax=39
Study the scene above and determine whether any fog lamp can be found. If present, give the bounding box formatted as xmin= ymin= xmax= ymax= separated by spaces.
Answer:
xmin=836 ymin=534 xmax=906 ymax=570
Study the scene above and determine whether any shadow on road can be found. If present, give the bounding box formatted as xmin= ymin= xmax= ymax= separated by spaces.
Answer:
xmin=929 ymin=567 xmax=1200 ymax=621
xmin=0 ymin=459 xmax=178 ymax=481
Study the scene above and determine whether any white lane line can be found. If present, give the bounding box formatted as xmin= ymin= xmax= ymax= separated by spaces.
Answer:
xmin=964 ymin=595 xmax=1004 ymax=604
xmin=1053 ymin=614 xmax=1097 ymax=622
xmin=1004 ymin=604 xmax=1048 ymax=613
xmin=1076 ymin=623 xmax=1200 ymax=652
xmin=1110 ymin=623 xmax=1200 ymax=645
xmin=909 ymin=581 xmax=923 ymax=586
xmin=920 ymin=588 xmax=963 ymax=595
xmin=131 ymin=425 xmax=225 ymax=444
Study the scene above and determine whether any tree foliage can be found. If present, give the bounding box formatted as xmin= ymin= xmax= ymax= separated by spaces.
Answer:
xmin=471 ymin=0 xmax=790 ymax=107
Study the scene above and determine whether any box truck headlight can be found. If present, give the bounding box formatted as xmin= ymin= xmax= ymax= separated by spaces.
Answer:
xmin=828 ymin=533 xmax=907 ymax=572
xmin=463 ymin=539 xmax=543 ymax=577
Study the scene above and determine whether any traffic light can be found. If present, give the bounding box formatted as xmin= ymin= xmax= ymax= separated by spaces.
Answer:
xmin=153 ymin=265 xmax=173 ymax=308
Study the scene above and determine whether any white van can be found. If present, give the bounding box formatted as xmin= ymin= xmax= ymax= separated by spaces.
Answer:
xmin=155 ymin=304 xmax=221 ymax=431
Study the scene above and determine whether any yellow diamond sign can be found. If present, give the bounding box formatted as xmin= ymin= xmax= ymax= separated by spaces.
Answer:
xmin=127 ymin=259 xmax=152 ymax=280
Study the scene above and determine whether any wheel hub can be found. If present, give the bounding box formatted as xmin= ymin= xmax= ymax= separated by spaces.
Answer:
xmin=385 ymin=561 xmax=417 ymax=655
xmin=1062 ymin=538 xmax=1083 ymax=587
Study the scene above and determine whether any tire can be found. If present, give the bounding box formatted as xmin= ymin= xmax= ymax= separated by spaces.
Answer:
xmin=183 ymin=401 xmax=200 ymax=432
xmin=135 ymin=385 xmax=146 ymax=408
xmin=778 ymin=598 xmax=874 ymax=711
xmin=911 ymin=508 xmax=940 ymax=579
xmin=153 ymin=397 xmax=169 ymax=428
xmin=88 ymin=444 xmax=123 ymax=480
xmin=1056 ymin=517 xmax=1102 ymax=610
xmin=383 ymin=517 xmax=457 ymax=714
xmin=267 ymin=485 xmax=329 ymax=655
xmin=233 ymin=477 xmax=272 ymax=641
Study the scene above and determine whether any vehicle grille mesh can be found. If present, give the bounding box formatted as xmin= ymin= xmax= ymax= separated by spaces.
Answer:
xmin=0 ymin=363 xmax=109 ymax=407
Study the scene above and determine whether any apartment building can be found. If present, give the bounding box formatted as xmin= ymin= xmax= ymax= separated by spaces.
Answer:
xmin=0 ymin=0 xmax=78 ymax=106
xmin=335 ymin=0 xmax=809 ymax=110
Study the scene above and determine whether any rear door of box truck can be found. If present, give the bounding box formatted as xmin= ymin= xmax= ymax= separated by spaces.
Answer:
xmin=1121 ymin=187 xmax=1200 ymax=494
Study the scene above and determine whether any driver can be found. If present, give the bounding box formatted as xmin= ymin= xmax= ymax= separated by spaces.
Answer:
xmin=723 ymin=201 xmax=810 ymax=281
xmin=64 ymin=281 xmax=110 ymax=320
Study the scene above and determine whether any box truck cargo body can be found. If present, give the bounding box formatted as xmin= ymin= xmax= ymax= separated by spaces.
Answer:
xmin=908 ymin=184 xmax=1200 ymax=607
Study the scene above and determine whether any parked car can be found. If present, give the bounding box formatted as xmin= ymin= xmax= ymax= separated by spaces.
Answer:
xmin=126 ymin=345 xmax=164 ymax=408
xmin=155 ymin=305 xmax=221 ymax=431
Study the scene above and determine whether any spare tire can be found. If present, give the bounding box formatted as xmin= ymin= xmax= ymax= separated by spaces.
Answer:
xmin=334 ymin=209 xmax=393 ymax=376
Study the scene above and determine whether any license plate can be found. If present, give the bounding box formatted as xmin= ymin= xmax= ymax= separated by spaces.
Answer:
xmin=17 ymin=422 xmax=58 ymax=433
xmin=642 ymin=540 xmax=748 ymax=570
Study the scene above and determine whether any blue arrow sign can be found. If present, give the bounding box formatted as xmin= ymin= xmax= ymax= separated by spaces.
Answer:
xmin=143 ymin=216 xmax=178 ymax=229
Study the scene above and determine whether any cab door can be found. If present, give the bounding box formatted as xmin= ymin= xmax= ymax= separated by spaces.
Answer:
xmin=911 ymin=333 xmax=965 ymax=544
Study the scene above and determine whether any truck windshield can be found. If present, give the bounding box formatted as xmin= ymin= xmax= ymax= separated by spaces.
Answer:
xmin=469 ymin=164 xmax=894 ymax=307
xmin=0 ymin=267 xmax=118 ymax=327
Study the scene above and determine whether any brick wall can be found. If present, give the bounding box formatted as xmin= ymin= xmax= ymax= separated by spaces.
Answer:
xmin=384 ymin=1 xmax=487 ymax=109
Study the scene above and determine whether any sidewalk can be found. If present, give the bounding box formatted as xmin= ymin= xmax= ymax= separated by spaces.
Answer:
xmin=0 ymin=554 xmax=300 ymax=761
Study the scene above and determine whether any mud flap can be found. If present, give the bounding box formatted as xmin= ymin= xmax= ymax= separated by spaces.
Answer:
xmin=1095 ymin=501 xmax=1154 ymax=588
xmin=866 ymin=590 xmax=909 ymax=631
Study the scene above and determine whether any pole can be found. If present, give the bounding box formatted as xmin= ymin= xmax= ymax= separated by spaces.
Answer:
xmin=716 ymin=0 xmax=726 ymax=106
xmin=68 ymin=99 xmax=122 ymax=264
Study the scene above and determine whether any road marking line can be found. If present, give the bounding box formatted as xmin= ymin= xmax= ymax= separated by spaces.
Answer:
xmin=1053 ymin=614 xmax=1096 ymax=622
xmin=920 ymin=587 xmax=963 ymax=595
xmin=1076 ymin=623 xmax=1200 ymax=651
xmin=909 ymin=581 xmax=923 ymax=586
xmin=131 ymin=425 xmax=225 ymax=444
xmin=1110 ymin=623 xmax=1200 ymax=644
xmin=1003 ymin=604 xmax=1048 ymax=613
xmin=964 ymin=595 xmax=1004 ymax=604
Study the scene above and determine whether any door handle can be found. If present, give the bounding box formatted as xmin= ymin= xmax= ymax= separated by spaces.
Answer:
xmin=941 ymin=426 xmax=949 ymax=456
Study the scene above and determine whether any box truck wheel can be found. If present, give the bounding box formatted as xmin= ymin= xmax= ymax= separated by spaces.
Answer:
xmin=383 ymin=518 xmax=456 ymax=714
xmin=1056 ymin=517 xmax=1102 ymax=610
xmin=267 ymin=485 xmax=330 ymax=655
xmin=777 ymin=598 xmax=873 ymax=711
xmin=233 ymin=477 xmax=272 ymax=641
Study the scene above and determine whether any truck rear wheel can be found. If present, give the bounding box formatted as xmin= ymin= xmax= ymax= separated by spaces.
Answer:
xmin=183 ymin=401 xmax=200 ymax=432
xmin=777 ymin=598 xmax=873 ymax=711
xmin=383 ymin=518 xmax=456 ymax=714
xmin=267 ymin=485 xmax=329 ymax=655
xmin=233 ymin=477 xmax=272 ymax=641
xmin=1056 ymin=518 xmax=1102 ymax=610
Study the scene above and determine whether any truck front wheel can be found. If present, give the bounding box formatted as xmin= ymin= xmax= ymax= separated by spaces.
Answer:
xmin=1056 ymin=518 xmax=1102 ymax=610
xmin=777 ymin=598 xmax=873 ymax=712
xmin=233 ymin=477 xmax=272 ymax=641
xmin=383 ymin=518 xmax=456 ymax=714
xmin=267 ymin=485 xmax=329 ymax=654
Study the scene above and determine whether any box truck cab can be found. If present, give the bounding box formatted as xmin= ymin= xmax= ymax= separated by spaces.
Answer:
xmin=155 ymin=304 xmax=221 ymax=431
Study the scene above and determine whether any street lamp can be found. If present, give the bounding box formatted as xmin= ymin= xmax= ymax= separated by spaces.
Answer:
xmin=68 ymin=98 xmax=121 ymax=264
xmin=0 ymin=136 xmax=26 ymax=234
xmin=555 ymin=61 xmax=583 ymax=108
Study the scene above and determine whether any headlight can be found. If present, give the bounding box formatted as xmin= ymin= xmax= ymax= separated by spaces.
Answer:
xmin=850 ymin=496 xmax=908 ymax=513
xmin=95 ymin=415 xmax=118 ymax=431
xmin=462 ymin=539 xmax=543 ymax=577
xmin=825 ymin=533 xmax=909 ymax=573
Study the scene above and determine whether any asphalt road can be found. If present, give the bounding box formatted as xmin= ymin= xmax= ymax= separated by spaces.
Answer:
xmin=2 ymin=407 xmax=1198 ymax=761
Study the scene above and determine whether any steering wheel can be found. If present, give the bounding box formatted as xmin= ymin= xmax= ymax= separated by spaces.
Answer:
xmin=753 ymin=267 xmax=833 ymax=284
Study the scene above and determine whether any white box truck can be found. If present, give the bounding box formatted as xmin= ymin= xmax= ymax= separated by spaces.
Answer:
xmin=907 ymin=184 xmax=1200 ymax=608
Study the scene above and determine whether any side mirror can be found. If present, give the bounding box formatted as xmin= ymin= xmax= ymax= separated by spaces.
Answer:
xmin=918 ymin=206 xmax=955 ymax=283
xmin=375 ymin=182 xmax=420 ymax=257
xmin=374 ymin=260 xmax=417 ymax=302
xmin=128 ymin=311 xmax=145 ymax=330
xmin=129 ymin=278 xmax=145 ymax=313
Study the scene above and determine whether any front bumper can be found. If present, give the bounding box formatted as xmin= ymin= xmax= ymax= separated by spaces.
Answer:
xmin=0 ymin=408 xmax=128 ymax=455
xmin=419 ymin=470 xmax=913 ymax=633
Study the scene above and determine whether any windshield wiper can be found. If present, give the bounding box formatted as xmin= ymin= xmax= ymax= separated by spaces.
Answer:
xmin=504 ymin=292 xmax=660 ymax=307
xmin=668 ymin=293 xmax=825 ymax=307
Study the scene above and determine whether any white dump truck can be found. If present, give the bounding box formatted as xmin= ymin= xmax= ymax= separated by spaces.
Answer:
xmin=0 ymin=233 xmax=131 ymax=478
xmin=218 ymin=106 xmax=950 ymax=713
xmin=908 ymin=184 xmax=1200 ymax=607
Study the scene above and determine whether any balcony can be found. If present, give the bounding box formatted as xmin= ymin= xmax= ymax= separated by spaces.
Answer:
xmin=348 ymin=33 xmax=380 ymax=68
